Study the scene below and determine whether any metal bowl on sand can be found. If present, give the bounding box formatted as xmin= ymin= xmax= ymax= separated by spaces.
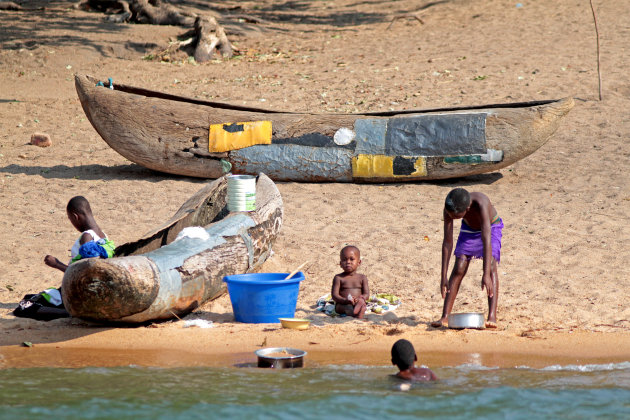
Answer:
xmin=255 ymin=347 xmax=307 ymax=368
xmin=447 ymin=312 xmax=485 ymax=329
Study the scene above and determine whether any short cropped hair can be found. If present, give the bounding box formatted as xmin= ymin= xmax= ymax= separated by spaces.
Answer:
xmin=391 ymin=339 xmax=416 ymax=370
xmin=340 ymin=245 xmax=360 ymax=258
xmin=445 ymin=188 xmax=470 ymax=213
xmin=67 ymin=196 xmax=91 ymax=214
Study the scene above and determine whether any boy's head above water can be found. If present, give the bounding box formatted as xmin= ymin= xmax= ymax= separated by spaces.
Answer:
xmin=445 ymin=188 xmax=471 ymax=218
xmin=339 ymin=245 xmax=361 ymax=274
xmin=391 ymin=339 xmax=416 ymax=370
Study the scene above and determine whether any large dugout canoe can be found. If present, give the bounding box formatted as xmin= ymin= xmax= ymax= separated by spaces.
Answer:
xmin=75 ymin=74 xmax=574 ymax=182
xmin=61 ymin=173 xmax=283 ymax=323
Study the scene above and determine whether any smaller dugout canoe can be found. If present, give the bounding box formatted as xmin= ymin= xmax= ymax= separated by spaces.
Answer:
xmin=61 ymin=173 xmax=283 ymax=323
xmin=76 ymin=74 xmax=574 ymax=182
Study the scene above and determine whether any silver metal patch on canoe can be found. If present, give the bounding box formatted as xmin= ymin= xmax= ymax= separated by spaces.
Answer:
xmin=354 ymin=119 xmax=387 ymax=154
xmin=231 ymin=144 xmax=353 ymax=182
xmin=386 ymin=113 xmax=487 ymax=156
xmin=146 ymin=214 xmax=255 ymax=271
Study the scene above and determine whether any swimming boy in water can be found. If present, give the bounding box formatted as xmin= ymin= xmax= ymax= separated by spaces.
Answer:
xmin=331 ymin=245 xmax=369 ymax=318
xmin=391 ymin=339 xmax=437 ymax=382
xmin=44 ymin=196 xmax=112 ymax=272
xmin=431 ymin=188 xmax=503 ymax=329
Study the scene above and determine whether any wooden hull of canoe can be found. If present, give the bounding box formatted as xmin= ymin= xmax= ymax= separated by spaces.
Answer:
xmin=75 ymin=74 xmax=574 ymax=182
xmin=61 ymin=173 xmax=283 ymax=323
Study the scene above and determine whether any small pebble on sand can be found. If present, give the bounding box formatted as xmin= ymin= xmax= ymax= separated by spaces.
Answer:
xmin=30 ymin=132 xmax=52 ymax=147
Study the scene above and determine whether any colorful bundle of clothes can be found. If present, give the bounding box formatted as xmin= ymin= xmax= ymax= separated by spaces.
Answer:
xmin=70 ymin=238 xmax=116 ymax=263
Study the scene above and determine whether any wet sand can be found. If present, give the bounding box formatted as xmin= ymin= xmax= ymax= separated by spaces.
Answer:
xmin=2 ymin=324 xmax=629 ymax=369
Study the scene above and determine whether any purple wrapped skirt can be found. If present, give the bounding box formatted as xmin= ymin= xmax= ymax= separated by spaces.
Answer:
xmin=454 ymin=219 xmax=503 ymax=263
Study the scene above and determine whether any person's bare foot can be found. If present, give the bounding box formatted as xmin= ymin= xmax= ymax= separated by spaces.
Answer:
xmin=485 ymin=321 xmax=497 ymax=329
xmin=431 ymin=319 xmax=446 ymax=328
xmin=354 ymin=298 xmax=367 ymax=318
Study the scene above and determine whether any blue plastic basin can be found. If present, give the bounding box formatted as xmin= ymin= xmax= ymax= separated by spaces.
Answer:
xmin=223 ymin=272 xmax=305 ymax=323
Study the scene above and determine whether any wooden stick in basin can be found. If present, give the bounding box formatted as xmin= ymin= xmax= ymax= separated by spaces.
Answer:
xmin=284 ymin=262 xmax=309 ymax=280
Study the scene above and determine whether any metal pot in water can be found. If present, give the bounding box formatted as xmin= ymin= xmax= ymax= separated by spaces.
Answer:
xmin=255 ymin=347 xmax=307 ymax=368
xmin=447 ymin=312 xmax=485 ymax=329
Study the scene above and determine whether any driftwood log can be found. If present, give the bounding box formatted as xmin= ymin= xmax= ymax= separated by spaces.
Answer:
xmin=193 ymin=15 xmax=232 ymax=62
xmin=62 ymin=173 xmax=283 ymax=323
xmin=76 ymin=0 xmax=233 ymax=61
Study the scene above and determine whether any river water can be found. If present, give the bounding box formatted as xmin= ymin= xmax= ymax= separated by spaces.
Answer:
xmin=1 ymin=361 xmax=629 ymax=419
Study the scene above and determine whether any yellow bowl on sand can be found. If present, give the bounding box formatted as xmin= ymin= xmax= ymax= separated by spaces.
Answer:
xmin=279 ymin=318 xmax=311 ymax=330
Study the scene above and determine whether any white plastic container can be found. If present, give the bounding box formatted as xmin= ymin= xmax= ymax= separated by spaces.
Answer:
xmin=227 ymin=175 xmax=256 ymax=212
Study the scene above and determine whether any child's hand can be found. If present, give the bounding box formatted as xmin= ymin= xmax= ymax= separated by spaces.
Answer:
xmin=44 ymin=255 xmax=58 ymax=268
xmin=353 ymin=295 xmax=365 ymax=305
xmin=481 ymin=273 xmax=494 ymax=298
xmin=440 ymin=278 xmax=449 ymax=299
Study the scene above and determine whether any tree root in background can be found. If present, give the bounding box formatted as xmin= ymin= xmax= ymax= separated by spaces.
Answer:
xmin=0 ymin=1 xmax=23 ymax=10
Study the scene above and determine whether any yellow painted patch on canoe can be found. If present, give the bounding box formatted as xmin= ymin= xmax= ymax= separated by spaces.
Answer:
xmin=209 ymin=121 xmax=272 ymax=152
xmin=352 ymin=154 xmax=427 ymax=178
xmin=352 ymin=154 xmax=393 ymax=178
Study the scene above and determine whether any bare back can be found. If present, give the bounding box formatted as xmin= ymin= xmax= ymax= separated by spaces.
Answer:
xmin=396 ymin=367 xmax=438 ymax=382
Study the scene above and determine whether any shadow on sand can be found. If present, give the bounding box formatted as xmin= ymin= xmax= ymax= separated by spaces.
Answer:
xmin=0 ymin=163 xmax=209 ymax=183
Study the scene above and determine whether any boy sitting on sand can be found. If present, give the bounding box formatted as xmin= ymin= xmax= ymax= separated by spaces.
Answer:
xmin=44 ymin=195 xmax=114 ymax=272
xmin=431 ymin=188 xmax=503 ymax=329
xmin=331 ymin=245 xmax=369 ymax=319
xmin=391 ymin=339 xmax=437 ymax=382
xmin=15 ymin=196 xmax=114 ymax=321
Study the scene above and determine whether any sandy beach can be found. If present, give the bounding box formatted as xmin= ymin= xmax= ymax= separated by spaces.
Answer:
xmin=1 ymin=0 xmax=629 ymax=369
